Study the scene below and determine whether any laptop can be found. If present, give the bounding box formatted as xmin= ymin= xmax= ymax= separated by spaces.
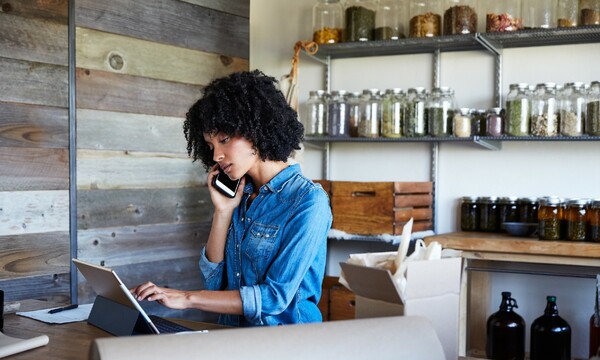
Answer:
xmin=73 ymin=258 xmax=196 ymax=335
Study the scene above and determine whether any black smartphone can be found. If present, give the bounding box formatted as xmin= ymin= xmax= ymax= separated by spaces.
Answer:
xmin=212 ymin=169 xmax=241 ymax=198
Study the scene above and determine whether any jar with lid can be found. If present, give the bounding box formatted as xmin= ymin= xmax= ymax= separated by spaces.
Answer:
xmin=479 ymin=196 xmax=500 ymax=232
xmin=522 ymin=0 xmax=558 ymax=29
xmin=588 ymin=199 xmax=600 ymax=242
xmin=441 ymin=87 xmax=456 ymax=134
xmin=404 ymin=87 xmax=427 ymax=137
xmin=579 ymin=0 xmax=600 ymax=25
xmin=347 ymin=91 xmax=362 ymax=137
xmin=558 ymin=0 xmax=580 ymax=26
xmin=427 ymin=88 xmax=447 ymax=137
xmin=486 ymin=108 xmax=504 ymax=137
xmin=409 ymin=0 xmax=442 ymax=37
xmin=538 ymin=196 xmax=564 ymax=240
xmin=453 ymin=108 xmax=472 ymax=137
xmin=375 ymin=0 xmax=406 ymax=40
xmin=560 ymin=82 xmax=586 ymax=137
xmin=485 ymin=0 xmax=523 ymax=32
xmin=304 ymin=90 xmax=328 ymax=136
xmin=344 ymin=0 xmax=377 ymax=42
xmin=313 ymin=0 xmax=344 ymax=44
xmin=531 ymin=83 xmax=559 ymax=137
xmin=587 ymin=81 xmax=600 ymax=136
xmin=565 ymin=198 xmax=589 ymax=241
xmin=443 ymin=0 xmax=478 ymax=35
xmin=505 ymin=83 xmax=531 ymax=137
xmin=498 ymin=196 xmax=520 ymax=229
xmin=358 ymin=89 xmax=382 ymax=138
xmin=381 ymin=88 xmax=404 ymax=138
xmin=461 ymin=196 xmax=479 ymax=231
xmin=471 ymin=109 xmax=487 ymax=136
xmin=518 ymin=197 xmax=539 ymax=223
xmin=327 ymin=90 xmax=350 ymax=137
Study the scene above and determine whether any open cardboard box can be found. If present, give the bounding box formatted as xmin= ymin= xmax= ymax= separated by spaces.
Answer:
xmin=340 ymin=255 xmax=462 ymax=360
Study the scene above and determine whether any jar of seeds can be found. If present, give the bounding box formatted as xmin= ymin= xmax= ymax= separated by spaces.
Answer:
xmin=443 ymin=0 xmax=478 ymax=35
xmin=358 ymin=89 xmax=382 ymax=138
xmin=381 ymin=88 xmax=404 ymax=138
xmin=409 ymin=0 xmax=442 ymax=37
xmin=453 ymin=108 xmax=472 ymax=137
xmin=404 ymin=87 xmax=428 ymax=137
xmin=560 ymin=82 xmax=586 ymax=137
xmin=531 ymin=83 xmax=559 ymax=137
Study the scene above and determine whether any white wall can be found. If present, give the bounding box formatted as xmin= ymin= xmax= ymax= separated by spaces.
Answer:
xmin=251 ymin=1 xmax=600 ymax=357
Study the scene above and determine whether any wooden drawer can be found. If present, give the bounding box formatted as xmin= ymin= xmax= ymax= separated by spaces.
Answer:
xmin=329 ymin=285 xmax=356 ymax=321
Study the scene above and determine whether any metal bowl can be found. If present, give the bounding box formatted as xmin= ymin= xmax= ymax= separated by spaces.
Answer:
xmin=502 ymin=222 xmax=538 ymax=237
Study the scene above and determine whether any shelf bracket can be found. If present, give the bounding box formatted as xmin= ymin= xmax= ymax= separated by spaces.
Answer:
xmin=475 ymin=33 xmax=504 ymax=108
xmin=473 ymin=137 xmax=502 ymax=150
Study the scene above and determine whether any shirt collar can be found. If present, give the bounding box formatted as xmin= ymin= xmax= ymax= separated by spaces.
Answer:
xmin=264 ymin=163 xmax=300 ymax=193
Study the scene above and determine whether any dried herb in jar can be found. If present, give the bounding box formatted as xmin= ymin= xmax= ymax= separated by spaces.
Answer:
xmin=443 ymin=5 xmax=477 ymax=35
xmin=409 ymin=12 xmax=441 ymax=37
xmin=587 ymin=100 xmax=600 ymax=136
xmin=531 ymin=113 xmax=559 ymax=137
xmin=506 ymin=100 xmax=530 ymax=136
xmin=313 ymin=27 xmax=343 ymax=44
xmin=581 ymin=8 xmax=600 ymax=25
xmin=345 ymin=6 xmax=376 ymax=41
xmin=486 ymin=13 xmax=523 ymax=32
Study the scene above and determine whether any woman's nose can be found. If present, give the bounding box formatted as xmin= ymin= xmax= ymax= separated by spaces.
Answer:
xmin=213 ymin=149 xmax=224 ymax=162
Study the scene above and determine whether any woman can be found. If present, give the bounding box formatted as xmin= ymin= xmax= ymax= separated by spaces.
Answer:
xmin=131 ymin=70 xmax=332 ymax=326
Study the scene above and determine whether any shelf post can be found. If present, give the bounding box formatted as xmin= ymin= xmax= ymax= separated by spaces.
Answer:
xmin=433 ymin=49 xmax=441 ymax=89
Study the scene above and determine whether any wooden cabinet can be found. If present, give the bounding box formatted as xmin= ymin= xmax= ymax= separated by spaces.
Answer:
xmin=319 ymin=276 xmax=355 ymax=321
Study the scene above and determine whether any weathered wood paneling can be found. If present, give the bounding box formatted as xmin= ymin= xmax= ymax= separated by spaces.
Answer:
xmin=0 ymin=231 xmax=69 ymax=279
xmin=75 ymin=0 xmax=249 ymax=59
xmin=0 ymin=0 xmax=68 ymax=23
xmin=77 ymin=188 xmax=213 ymax=230
xmin=0 ymin=147 xmax=68 ymax=191
xmin=76 ymin=68 xmax=202 ymax=117
xmin=77 ymin=109 xmax=186 ymax=153
xmin=0 ymin=57 xmax=68 ymax=108
xmin=0 ymin=190 xmax=69 ymax=236
xmin=179 ymin=0 xmax=249 ymax=18
xmin=0 ymin=13 xmax=68 ymax=66
xmin=76 ymin=28 xmax=248 ymax=86
xmin=0 ymin=273 xmax=70 ymax=302
xmin=0 ymin=102 xmax=68 ymax=149
xmin=77 ymin=149 xmax=205 ymax=190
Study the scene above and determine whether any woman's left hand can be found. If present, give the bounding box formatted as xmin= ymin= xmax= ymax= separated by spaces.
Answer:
xmin=130 ymin=281 xmax=189 ymax=310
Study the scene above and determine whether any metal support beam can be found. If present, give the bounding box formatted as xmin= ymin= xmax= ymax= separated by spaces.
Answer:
xmin=68 ymin=0 xmax=78 ymax=304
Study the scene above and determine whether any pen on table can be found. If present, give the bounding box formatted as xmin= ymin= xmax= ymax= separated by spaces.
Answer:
xmin=48 ymin=304 xmax=78 ymax=314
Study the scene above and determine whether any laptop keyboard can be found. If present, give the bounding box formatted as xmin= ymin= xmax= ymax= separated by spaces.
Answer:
xmin=149 ymin=315 xmax=194 ymax=334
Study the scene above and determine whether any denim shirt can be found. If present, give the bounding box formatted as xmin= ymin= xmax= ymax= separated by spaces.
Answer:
xmin=199 ymin=163 xmax=332 ymax=326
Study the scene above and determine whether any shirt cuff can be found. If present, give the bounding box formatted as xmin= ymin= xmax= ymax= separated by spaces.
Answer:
xmin=199 ymin=247 xmax=221 ymax=276
xmin=240 ymin=285 xmax=262 ymax=323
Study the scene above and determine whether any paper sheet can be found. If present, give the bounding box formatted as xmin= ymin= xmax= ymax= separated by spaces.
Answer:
xmin=16 ymin=303 xmax=93 ymax=324
xmin=0 ymin=332 xmax=49 ymax=358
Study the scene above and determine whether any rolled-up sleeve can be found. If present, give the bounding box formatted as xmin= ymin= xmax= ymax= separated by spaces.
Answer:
xmin=199 ymin=247 xmax=225 ymax=290
xmin=240 ymin=285 xmax=262 ymax=323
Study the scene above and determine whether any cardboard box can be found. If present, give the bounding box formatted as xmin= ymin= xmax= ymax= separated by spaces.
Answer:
xmin=340 ymin=256 xmax=462 ymax=360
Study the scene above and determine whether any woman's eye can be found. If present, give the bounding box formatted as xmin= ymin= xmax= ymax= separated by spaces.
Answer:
xmin=220 ymin=137 xmax=230 ymax=144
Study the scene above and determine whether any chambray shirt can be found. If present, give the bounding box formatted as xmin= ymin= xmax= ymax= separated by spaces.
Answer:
xmin=199 ymin=164 xmax=332 ymax=326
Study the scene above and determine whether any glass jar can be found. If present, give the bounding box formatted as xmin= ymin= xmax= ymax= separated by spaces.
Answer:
xmin=588 ymin=199 xmax=600 ymax=242
xmin=381 ymin=88 xmax=404 ymax=138
xmin=558 ymin=0 xmax=580 ymax=26
xmin=565 ymin=198 xmax=589 ymax=241
xmin=498 ymin=196 xmax=520 ymax=229
xmin=505 ymin=83 xmax=531 ymax=137
xmin=519 ymin=197 xmax=539 ymax=223
xmin=486 ymin=107 xmax=504 ymax=137
xmin=358 ymin=89 xmax=382 ymax=138
xmin=461 ymin=196 xmax=479 ymax=231
xmin=404 ymin=87 xmax=427 ymax=137
xmin=579 ymin=0 xmax=600 ymax=25
xmin=347 ymin=91 xmax=362 ymax=137
xmin=327 ymin=90 xmax=350 ymax=137
xmin=560 ymin=82 xmax=586 ymax=137
xmin=485 ymin=0 xmax=523 ymax=32
xmin=453 ymin=107 xmax=472 ymax=137
xmin=538 ymin=196 xmax=564 ymax=240
xmin=313 ymin=0 xmax=344 ymax=44
xmin=531 ymin=83 xmax=559 ymax=137
xmin=304 ymin=90 xmax=328 ymax=136
xmin=443 ymin=0 xmax=478 ymax=35
xmin=587 ymin=81 xmax=600 ymax=136
xmin=426 ymin=88 xmax=447 ymax=137
xmin=522 ymin=0 xmax=558 ymax=29
xmin=344 ymin=0 xmax=377 ymax=42
xmin=409 ymin=0 xmax=442 ymax=37
xmin=471 ymin=109 xmax=487 ymax=136
xmin=375 ymin=0 xmax=406 ymax=40
xmin=479 ymin=196 xmax=500 ymax=232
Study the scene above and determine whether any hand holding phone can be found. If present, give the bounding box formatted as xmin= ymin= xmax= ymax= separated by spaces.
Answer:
xmin=212 ymin=169 xmax=241 ymax=198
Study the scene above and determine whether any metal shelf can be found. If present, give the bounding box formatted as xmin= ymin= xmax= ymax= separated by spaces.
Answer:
xmin=305 ymin=135 xmax=600 ymax=143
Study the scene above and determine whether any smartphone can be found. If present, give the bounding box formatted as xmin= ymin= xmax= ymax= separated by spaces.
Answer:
xmin=212 ymin=169 xmax=241 ymax=198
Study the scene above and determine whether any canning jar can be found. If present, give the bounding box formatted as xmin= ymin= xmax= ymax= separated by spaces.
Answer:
xmin=471 ymin=109 xmax=487 ymax=136
xmin=498 ymin=196 xmax=520 ymax=229
xmin=519 ymin=197 xmax=539 ymax=223
xmin=479 ymin=196 xmax=500 ymax=232
xmin=453 ymin=108 xmax=472 ymax=137
xmin=347 ymin=92 xmax=362 ymax=137
xmin=404 ymin=87 xmax=427 ymax=137
xmin=381 ymin=88 xmax=404 ymax=138
xmin=522 ymin=0 xmax=558 ymax=28
xmin=461 ymin=196 xmax=479 ymax=231
xmin=426 ymin=88 xmax=448 ymax=137
xmin=328 ymin=90 xmax=350 ymax=137
xmin=409 ymin=0 xmax=442 ymax=37
xmin=531 ymin=83 xmax=559 ymax=137
xmin=565 ymin=198 xmax=589 ymax=241
xmin=560 ymin=82 xmax=586 ymax=137
xmin=313 ymin=0 xmax=344 ymax=44
xmin=305 ymin=90 xmax=328 ymax=136
xmin=486 ymin=107 xmax=504 ymax=137
xmin=443 ymin=0 xmax=478 ymax=35
xmin=345 ymin=0 xmax=377 ymax=42
xmin=579 ymin=0 xmax=600 ymax=25
xmin=375 ymin=0 xmax=406 ymax=40
xmin=358 ymin=89 xmax=382 ymax=138
xmin=587 ymin=81 xmax=600 ymax=136
xmin=588 ymin=199 xmax=600 ymax=242
xmin=558 ymin=0 xmax=580 ymax=26
xmin=538 ymin=196 xmax=564 ymax=241
xmin=505 ymin=83 xmax=531 ymax=136
xmin=485 ymin=0 xmax=523 ymax=32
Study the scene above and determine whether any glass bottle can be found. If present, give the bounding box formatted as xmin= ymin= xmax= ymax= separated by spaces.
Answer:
xmin=479 ymin=196 xmax=500 ymax=232
xmin=591 ymin=275 xmax=600 ymax=357
xmin=305 ymin=90 xmax=328 ymax=136
xmin=347 ymin=91 xmax=362 ymax=137
xmin=313 ymin=0 xmax=344 ymax=45
xmin=375 ymin=0 xmax=405 ymax=40
xmin=565 ymin=198 xmax=589 ymax=241
xmin=485 ymin=0 xmax=523 ymax=32
xmin=409 ymin=0 xmax=442 ymax=37
xmin=498 ymin=196 xmax=520 ymax=229
xmin=381 ymin=88 xmax=404 ymax=138
xmin=327 ymin=90 xmax=350 ymax=137
xmin=358 ymin=89 xmax=382 ymax=138
xmin=558 ymin=0 xmax=580 ymax=26
xmin=531 ymin=83 xmax=559 ymax=137
xmin=505 ymin=83 xmax=531 ymax=137
xmin=404 ymin=87 xmax=427 ymax=137
xmin=579 ymin=0 xmax=600 ymax=25
xmin=486 ymin=292 xmax=526 ymax=360
xmin=560 ymin=82 xmax=586 ymax=137
xmin=538 ymin=196 xmax=564 ymax=240
xmin=518 ymin=197 xmax=539 ymax=223
xmin=460 ymin=196 xmax=479 ymax=231
xmin=530 ymin=296 xmax=571 ymax=360
xmin=589 ymin=199 xmax=600 ymax=242
xmin=587 ymin=81 xmax=600 ymax=136
xmin=453 ymin=107 xmax=472 ymax=137
xmin=443 ymin=0 xmax=478 ymax=35
xmin=344 ymin=0 xmax=377 ymax=42
xmin=486 ymin=107 xmax=504 ymax=137
xmin=522 ymin=0 xmax=558 ymax=29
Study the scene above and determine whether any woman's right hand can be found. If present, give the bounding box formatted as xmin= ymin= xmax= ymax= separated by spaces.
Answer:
xmin=207 ymin=164 xmax=245 ymax=212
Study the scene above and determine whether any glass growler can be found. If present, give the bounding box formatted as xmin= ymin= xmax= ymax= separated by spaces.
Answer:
xmin=486 ymin=291 xmax=525 ymax=360
xmin=530 ymin=296 xmax=571 ymax=360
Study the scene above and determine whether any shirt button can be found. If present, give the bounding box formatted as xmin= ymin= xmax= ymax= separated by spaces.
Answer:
xmin=236 ymin=272 xmax=240 ymax=277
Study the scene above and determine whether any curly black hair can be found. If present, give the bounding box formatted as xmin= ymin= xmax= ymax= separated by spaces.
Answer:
xmin=183 ymin=70 xmax=305 ymax=171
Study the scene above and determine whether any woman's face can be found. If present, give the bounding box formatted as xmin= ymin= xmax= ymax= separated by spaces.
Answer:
xmin=203 ymin=132 xmax=256 ymax=180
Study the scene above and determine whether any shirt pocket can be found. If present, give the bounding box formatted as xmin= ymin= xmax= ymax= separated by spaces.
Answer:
xmin=245 ymin=222 xmax=279 ymax=274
